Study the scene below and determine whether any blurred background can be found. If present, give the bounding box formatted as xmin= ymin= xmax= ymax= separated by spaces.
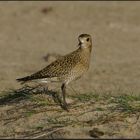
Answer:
xmin=0 ymin=1 xmax=140 ymax=95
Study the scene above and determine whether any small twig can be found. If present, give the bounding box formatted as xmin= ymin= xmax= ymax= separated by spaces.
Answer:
xmin=31 ymin=128 xmax=63 ymax=139
xmin=76 ymin=108 xmax=94 ymax=117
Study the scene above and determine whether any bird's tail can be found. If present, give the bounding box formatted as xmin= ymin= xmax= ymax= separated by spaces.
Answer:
xmin=16 ymin=76 xmax=32 ymax=84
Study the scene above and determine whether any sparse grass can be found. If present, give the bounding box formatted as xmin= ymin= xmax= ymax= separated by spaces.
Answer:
xmin=24 ymin=110 xmax=37 ymax=117
xmin=68 ymin=91 xmax=140 ymax=114
xmin=0 ymin=86 xmax=140 ymax=138
xmin=69 ymin=92 xmax=100 ymax=102
xmin=0 ymin=85 xmax=62 ymax=106
xmin=108 ymin=94 xmax=140 ymax=113
xmin=95 ymin=107 xmax=104 ymax=111
xmin=36 ymin=125 xmax=44 ymax=130
xmin=47 ymin=117 xmax=72 ymax=126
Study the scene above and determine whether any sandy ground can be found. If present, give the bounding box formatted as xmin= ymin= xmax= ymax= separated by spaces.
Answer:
xmin=0 ymin=1 xmax=140 ymax=139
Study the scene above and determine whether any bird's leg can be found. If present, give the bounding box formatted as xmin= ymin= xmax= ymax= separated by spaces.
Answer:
xmin=38 ymin=83 xmax=48 ymax=94
xmin=43 ymin=84 xmax=49 ymax=93
xmin=61 ymin=83 xmax=69 ymax=111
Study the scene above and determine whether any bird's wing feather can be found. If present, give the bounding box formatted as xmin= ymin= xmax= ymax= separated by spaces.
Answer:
xmin=31 ymin=50 xmax=80 ymax=79
xmin=17 ymin=49 xmax=81 ymax=82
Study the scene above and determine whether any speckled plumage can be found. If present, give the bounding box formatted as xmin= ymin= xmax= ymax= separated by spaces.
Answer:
xmin=17 ymin=34 xmax=92 ymax=111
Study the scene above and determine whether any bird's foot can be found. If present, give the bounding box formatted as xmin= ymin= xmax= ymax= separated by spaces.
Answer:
xmin=43 ymin=87 xmax=49 ymax=93
xmin=62 ymin=102 xmax=69 ymax=112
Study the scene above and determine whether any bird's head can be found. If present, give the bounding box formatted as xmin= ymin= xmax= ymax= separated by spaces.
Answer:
xmin=78 ymin=34 xmax=92 ymax=51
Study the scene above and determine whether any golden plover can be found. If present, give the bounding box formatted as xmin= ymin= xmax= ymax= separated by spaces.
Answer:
xmin=17 ymin=34 xmax=92 ymax=110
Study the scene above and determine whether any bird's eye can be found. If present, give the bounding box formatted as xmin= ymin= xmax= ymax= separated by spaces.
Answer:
xmin=86 ymin=38 xmax=89 ymax=41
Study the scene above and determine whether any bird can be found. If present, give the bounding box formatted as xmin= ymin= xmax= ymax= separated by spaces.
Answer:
xmin=16 ymin=33 xmax=92 ymax=111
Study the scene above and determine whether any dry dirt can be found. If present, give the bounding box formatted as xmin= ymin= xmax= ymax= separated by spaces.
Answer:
xmin=0 ymin=1 xmax=140 ymax=139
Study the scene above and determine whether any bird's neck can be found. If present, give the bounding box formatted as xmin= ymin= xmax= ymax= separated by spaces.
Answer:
xmin=78 ymin=45 xmax=92 ymax=66
xmin=79 ymin=44 xmax=92 ymax=54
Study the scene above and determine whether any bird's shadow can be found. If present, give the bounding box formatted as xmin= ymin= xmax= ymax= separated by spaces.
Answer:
xmin=0 ymin=85 xmax=65 ymax=110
